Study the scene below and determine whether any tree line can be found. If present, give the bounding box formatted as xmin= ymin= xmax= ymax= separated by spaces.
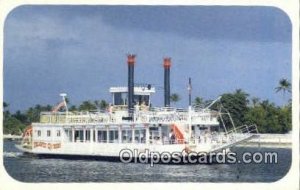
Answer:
xmin=3 ymin=78 xmax=291 ymax=135
xmin=3 ymin=100 xmax=109 ymax=135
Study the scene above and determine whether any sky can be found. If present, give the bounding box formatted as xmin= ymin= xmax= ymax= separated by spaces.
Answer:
xmin=4 ymin=6 xmax=292 ymax=112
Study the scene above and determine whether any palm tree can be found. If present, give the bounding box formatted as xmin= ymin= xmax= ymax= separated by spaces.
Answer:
xmin=235 ymin=89 xmax=249 ymax=97
xmin=275 ymin=78 xmax=291 ymax=97
xmin=193 ymin=97 xmax=203 ymax=107
xmin=69 ymin=105 xmax=77 ymax=112
xmin=79 ymin=101 xmax=97 ymax=111
xmin=94 ymin=100 xmax=100 ymax=110
xmin=94 ymin=100 xmax=108 ymax=111
xmin=3 ymin=102 xmax=10 ymax=119
xmin=251 ymin=97 xmax=260 ymax=107
xmin=3 ymin=102 xmax=9 ymax=109
xmin=170 ymin=93 xmax=180 ymax=106
xmin=99 ymin=100 xmax=109 ymax=110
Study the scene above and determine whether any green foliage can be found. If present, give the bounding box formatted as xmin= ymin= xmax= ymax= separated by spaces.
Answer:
xmin=25 ymin=104 xmax=52 ymax=123
xmin=200 ymin=89 xmax=291 ymax=134
xmin=219 ymin=89 xmax=249 ymax=127
xmin=78 ymin=101 xmax=97 ymax=111
xmin=193 ymin=97 xmax=204 ymax=107
xmin=12 ymin=110 xmax=28 ymax=124
xmin=99 ymin=100 xmax=109 ymax=110
xmin=3 ymin=88 xmax=292 ymax=135
xmin=3 ymin=99 xmax=110 ymax=135
xmin=244 ymin=100 xmax=291 ymax=133
xmin=94 ymin=100 xmax=109 ymax=110
xmin=69 ymin=105 xmax=77 ymax=112
xmin=3 ymin=116 xmax=26 ymax=135
xmin=170 ymin=93 xmax=180 ymax=105
xmin=275 ymin=78 xmax=291 ymax=96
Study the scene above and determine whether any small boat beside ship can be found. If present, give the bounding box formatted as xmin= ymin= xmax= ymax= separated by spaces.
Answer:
xmin=16 ymin=55 xmax=259 ymax=162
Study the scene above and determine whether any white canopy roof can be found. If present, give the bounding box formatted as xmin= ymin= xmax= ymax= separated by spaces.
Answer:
xmin=109 ymin=86 xmax=155 ymax=95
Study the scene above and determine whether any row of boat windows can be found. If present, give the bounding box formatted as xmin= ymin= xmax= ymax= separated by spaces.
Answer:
xmin=35 ymin=130 xmax=61 ymax=137
xmin=64 ymin=129 xmax=148 ymax=143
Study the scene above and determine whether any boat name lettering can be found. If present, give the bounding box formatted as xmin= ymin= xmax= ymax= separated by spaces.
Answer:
xmin=33 ymin=142 xmax=61 ymax=149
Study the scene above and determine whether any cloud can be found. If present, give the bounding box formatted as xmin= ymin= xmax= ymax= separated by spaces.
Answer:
xmin=4 ymin=6 xmax=292 ymax=111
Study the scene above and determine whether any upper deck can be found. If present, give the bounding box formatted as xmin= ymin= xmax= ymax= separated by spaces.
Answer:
xmin=38 ymin=107 xmax=219 ymax=126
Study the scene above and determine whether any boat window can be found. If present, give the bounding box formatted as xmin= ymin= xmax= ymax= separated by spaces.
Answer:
xmin=114 ymin=92 xmax=127 ymax=105
xmin=140 ymin=129 xmax=146 ymax=143
xmin=37 ymin=130 xmax=41 ymax=137
xmin=122 ymin=129 xmax=132 ymax=143
xmin=134 ymin=95 xmax=150 ymax=106
xmin=149 ymin=127 xmax=160 ymax=144
xmin=109 ymin=130 xmax=118 ymax=143
xmin=57 ymin=130 xmax=61 ymax=137
xmin=47 ymin=130 xmax=51 ymax=137
xmin=134 ymin=130 xmax=140 ymax=143
xmin=86 ymin=130 xmax=90 ymax=142
xmin=65 ymin=129 xmax=72 ymax=142
xmin=97 ymin=130 xmax=107 ymax=143
xmin=75 ymin=130 xmax=84 ymax=142
xmin=134 ymin=129 xmax=145 ymax=143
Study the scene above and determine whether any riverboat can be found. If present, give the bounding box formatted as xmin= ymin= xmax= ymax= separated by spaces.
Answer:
xmin=16 ymin=55 xmax=259 ymax=162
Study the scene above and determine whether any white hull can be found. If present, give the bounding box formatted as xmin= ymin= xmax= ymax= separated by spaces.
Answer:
xmin=16 ymin=134 xmax=256 ymax=159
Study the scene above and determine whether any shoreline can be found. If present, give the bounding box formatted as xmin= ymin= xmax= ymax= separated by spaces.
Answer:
xmin=237 ymin=133 xmax=292 ymax=148
xmin=236 ymin=142 xmax=292 ymax=148
xmin=3 ymin=134 xmax=22 ymax=140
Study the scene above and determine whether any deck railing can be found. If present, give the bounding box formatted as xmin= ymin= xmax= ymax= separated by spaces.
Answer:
xmin=39 ymin=109 xmax=219 ymax=125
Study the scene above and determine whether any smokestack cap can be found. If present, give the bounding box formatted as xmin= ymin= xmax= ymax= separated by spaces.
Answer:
xmin=163 ymin=57 xmax=171 ymax=68
xmin=127 ymin=54 xmax=136 ymax=65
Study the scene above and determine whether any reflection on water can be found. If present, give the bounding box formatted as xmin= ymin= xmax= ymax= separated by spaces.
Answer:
xmin=3 ymin=140 xmax=291 ymax=182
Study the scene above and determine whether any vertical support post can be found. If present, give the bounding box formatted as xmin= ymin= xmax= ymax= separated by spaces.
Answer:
xmin=112 ymin=93 xmax=115 ymax=105
xmin=72 ymin=127 xmax=75 ymax=142
xmin=90 ymin=128 xmax=93 ymax=143
xmin=95 ymin=127 xmax=98 ymax=143
xmin=118 ymin=125 xmax=122 ymax=143
xmin=106 ymin=126 xmax=109 ymax=143
xmin=159 ymin=126 xmax=162 ymax=144
xmin=83 ymin=127 xmax=86 ymax=143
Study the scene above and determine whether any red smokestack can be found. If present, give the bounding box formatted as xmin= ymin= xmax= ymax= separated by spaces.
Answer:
xmin=127 ymin=54 xmax=136 ymax=114
xmin=163 ymin=57 xmax=171 ymax=69
xmin=127 ymin=54 xmax=136 ymax=65
xmin=163 ymin=57 xmax=171 ymax=107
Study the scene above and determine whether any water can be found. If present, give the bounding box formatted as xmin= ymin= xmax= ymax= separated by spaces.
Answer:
xmin=3 ymin=139 xmax=291 ymax=182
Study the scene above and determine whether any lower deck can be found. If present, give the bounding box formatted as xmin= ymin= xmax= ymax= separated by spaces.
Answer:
xmin=19 ymin=123 xmax=257 ymax=157
xmin=30 ymin=123 xmax=221 ymax=145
